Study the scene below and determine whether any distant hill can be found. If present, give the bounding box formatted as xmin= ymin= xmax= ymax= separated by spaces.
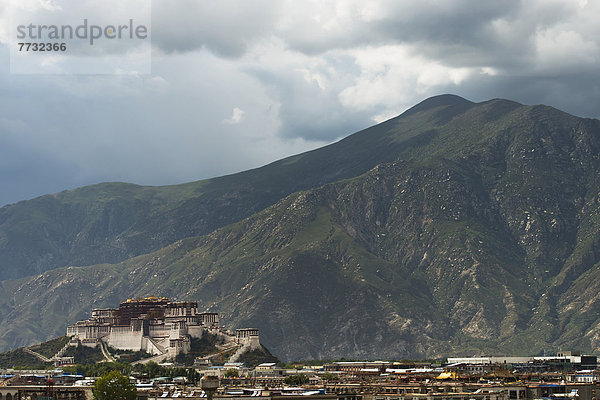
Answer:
xmin=3 ymin=95 xmax=600 ymax=361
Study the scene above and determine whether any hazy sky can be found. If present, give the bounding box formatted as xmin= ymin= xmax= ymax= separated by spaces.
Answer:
xmin=0 ymin=0 xmax=599 ymax=206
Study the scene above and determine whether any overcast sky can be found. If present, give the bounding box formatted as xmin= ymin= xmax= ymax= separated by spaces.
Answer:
xmin=0 ymin=0 xmax=599 ymax=206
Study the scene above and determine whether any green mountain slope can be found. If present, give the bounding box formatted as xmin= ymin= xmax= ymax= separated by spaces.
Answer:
xmin=3 ymin=95 xmax=600 ymax=361
xmin=0 ymin=95 xmax=473 ymax=281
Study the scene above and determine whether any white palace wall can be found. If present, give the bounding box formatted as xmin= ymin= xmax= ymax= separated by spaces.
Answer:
xmin=106 ymin=326 xmax=144 ymax=351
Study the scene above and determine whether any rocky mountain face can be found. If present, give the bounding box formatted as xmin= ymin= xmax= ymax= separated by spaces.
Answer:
xmin=2 ymin=95 xmax=600 ymax=361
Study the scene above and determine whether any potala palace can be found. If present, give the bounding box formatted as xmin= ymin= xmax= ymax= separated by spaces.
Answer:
xmin=66 ymin=296 xmax=260 ymax=360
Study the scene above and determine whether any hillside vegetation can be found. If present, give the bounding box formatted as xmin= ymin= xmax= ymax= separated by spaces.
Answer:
xmin=31 ymin=335 xmax=70 ymax=359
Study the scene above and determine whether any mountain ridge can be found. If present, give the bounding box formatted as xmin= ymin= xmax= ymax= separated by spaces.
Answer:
xmin=401 ymin=93 xmax=474 ymax=116
xmin=3 ymin=96 xmax=600 ymax=361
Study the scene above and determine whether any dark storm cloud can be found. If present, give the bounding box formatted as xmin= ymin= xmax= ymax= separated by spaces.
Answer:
xmin=448 ymin=71 xmax=600 ymax=120
xmin=396 ymin=1 xmax=583 ymax=70
xmin=280 ymin=1 xmax=523 ymax=55
xmin=0 ymin=141 xmax=86 ymax=206
xmin=1 ymin=0 xmax=599 ymax=206
xmin=0 ymin=41 xmax=325 ymax=206
xmin=150 ymin=0 xmax=280 ymax=57
xmin=150 ymin=1 xmax=524 ymax=58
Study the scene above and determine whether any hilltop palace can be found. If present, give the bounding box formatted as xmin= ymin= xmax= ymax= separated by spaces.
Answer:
xmin=67 ymin=296 xmax=260 ymax=360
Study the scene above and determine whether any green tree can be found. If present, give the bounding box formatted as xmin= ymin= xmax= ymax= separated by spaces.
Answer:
xmin=284 ymin=374 xmax=309 ymax=385
xmin=92 ymin=370 xmax=136 ymax=400
xmin=187 ymin=368 xmax=200 ymax=384
xmin=145 ymin=361 xmax=163 ymax=379
xmin=322 ymin=373 xmax=339 ymax=382
xmin=225 ymin=368 xmax=239 ymax=378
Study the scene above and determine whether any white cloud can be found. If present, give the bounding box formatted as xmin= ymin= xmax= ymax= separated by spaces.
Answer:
xmin=534 ymin=28 xmax=599 ymax=72
xmin=337 ymin=45 xmax=475 ymax=120
xmin=223 ymin=107 xmax=246 ymax=125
